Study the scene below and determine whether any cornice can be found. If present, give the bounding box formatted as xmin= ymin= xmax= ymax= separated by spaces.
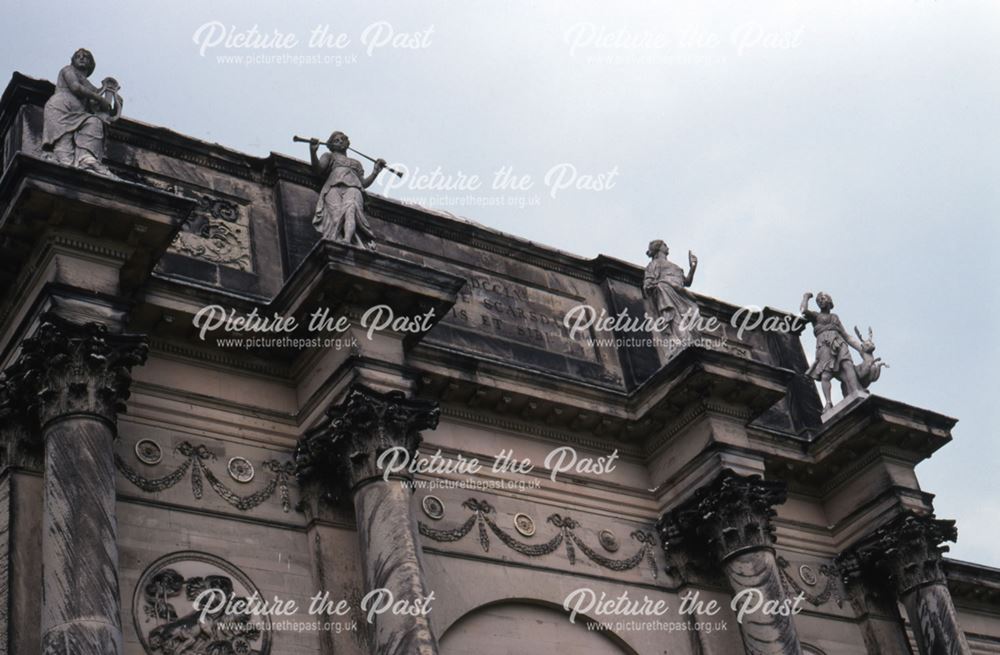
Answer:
xmin=441 ymin=404 xmax=643 ymax=459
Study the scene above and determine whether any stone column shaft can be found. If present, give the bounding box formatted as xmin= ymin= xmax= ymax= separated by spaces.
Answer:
xmin=901 ymin=583 xmax=968 ymax=655
xmin=850 ymin=514 xmax=971 ymax=655
xmin=297 ymin=384 xmax=440 ymax=655
xmin=353 ymin=479 xmax=436 ymax=654
xmin=1 ymin=314 xmax=147 ymax=655
xmin=659 ymin=471 xmax=803 ymax=655
xmin=722 ymin=551 xmax=801 ymax=654
xmin=41 ymin=415 xmax=121 ymax=654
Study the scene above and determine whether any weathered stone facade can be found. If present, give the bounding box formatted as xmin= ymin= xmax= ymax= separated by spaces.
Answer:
xmin=1 ymin=70 xmax=999 ymax=655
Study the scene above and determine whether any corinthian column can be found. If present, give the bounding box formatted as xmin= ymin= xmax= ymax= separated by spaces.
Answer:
xmin=659 ymin=471 xmax=803 ymax=655
xmin=297 ymin=384 xmax=440 ymax=655
xmin=851 ymin=514 xmax=971 ymax=655
xmin=2 ymin=314 xmax=147 ymax=655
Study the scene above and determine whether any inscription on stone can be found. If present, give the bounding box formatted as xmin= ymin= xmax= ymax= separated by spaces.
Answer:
xmin=437 ymin=271 xmax=602 ymax=364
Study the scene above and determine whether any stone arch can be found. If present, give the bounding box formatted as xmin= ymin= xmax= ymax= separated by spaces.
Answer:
xmin=439 ymin=598 xmax=640 ymax=655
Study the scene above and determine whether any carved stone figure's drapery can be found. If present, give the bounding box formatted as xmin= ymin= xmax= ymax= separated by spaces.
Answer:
xmin=297 ymin=384 xmax=441 ymax=655
xmin=0 ymin=314 xmax=146 ymax=655
xmin=659 ymin=471 xmax=804 ymax=655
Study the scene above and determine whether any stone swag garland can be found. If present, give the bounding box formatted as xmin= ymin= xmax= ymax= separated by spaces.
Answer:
xmin=419 ymin=498 xmax=660 ymax=579
xmin=115 ymin=441 xmax=296 ymax=512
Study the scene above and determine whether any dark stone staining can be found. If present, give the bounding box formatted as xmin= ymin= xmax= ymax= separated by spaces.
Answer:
xmin=297 ymin=384 xmax=441 ymax=655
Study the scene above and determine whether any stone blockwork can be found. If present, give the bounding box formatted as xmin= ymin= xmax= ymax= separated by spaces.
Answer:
xmin=0 ymin=70 xmax=998 ymax=655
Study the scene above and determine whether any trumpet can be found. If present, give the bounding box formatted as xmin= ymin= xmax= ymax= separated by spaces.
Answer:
xmin=293 ymin=136 xmax=404 ymax=178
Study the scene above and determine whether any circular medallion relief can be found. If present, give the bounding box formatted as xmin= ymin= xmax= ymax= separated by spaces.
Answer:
xmin=135 ymin=439 xmax=163 ymax=466
xmin=798 ymin=564 xmax=818 ymax=587
xmin=133 ymin=551 xmax=271 ymax=655
xmin=599 ymin=529 xmax=620 ymax=552
xmin=514 ymin=513 xmax=536 ymax=537
xmin=422 ymin=495 xmax=445 ymax=520
xmin=228 ymin=457 xmax=255 ymax=483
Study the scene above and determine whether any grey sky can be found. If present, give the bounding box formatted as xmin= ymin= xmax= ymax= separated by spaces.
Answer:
xmin=3 ymin=0 xmax=998 ymax=564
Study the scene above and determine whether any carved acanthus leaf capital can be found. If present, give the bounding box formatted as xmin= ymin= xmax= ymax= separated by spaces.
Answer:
xmin=0 ymin=313 xmax=148 ymax=428
xmin=295 ymin=384 xmax=440 ymax=500
xmin=658 ymin=470 xmax=787 ymax=566
xmin=849 ymin=513 xmax=957 ymax=597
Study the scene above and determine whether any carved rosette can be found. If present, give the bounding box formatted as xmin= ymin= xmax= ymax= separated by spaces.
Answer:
xmin=296 ymin=384 xmax=440 ymax=499
xmin=0 ymin=313 xmax=148 ymax=429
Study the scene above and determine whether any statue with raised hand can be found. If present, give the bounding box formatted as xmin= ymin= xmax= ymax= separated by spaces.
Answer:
xmin=799 ymin=291 xmax=865 ymax=411
xmin=642 ymin=239 xmax=699 ymax=349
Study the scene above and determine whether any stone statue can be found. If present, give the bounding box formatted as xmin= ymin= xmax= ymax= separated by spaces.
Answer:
xmin=42 ymin=48 xmax=122 ymax=177
xmin=309 ymin=131 xmax=387 ymax=249
xmin=642 ymin=239 xmax=699 ymax=347
xmin=800 ymin=292 xmax=887 ymax=412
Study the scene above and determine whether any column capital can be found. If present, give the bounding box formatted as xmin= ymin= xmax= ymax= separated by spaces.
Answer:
xmin=849 ymin=512 xmax=957 ymax=596
xmin=296 ymin=384 xmax=440 ymax=499
xmin=0 ymin=313 xmax=148 ymax=429
xmin=658 ymin=470 xmax=787 ymax=566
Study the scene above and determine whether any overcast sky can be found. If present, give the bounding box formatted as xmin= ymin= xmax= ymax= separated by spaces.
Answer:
xmin=3 ymin=0 xmax=998 ymax=565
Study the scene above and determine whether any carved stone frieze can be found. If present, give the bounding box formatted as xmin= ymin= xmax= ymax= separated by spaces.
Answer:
xmin=116 ymin=440 xmax=295 ymax=513
xmin=419 ymin=498 xmax=660 ymax=579
xmin=776 ymin=556 xmax=844 ymax=608
xmin=168 ymin=194 xmax=253 ymax=271
xmin=133 ymin=551 xmax=271 ymax=655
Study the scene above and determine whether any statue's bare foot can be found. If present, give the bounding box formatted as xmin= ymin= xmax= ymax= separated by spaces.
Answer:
xmin=78 ymin=155 xmax=120 ymax=180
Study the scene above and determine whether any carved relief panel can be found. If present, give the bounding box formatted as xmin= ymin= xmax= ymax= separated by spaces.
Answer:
xmin=132 ymin=551 xmax=271 ymax=655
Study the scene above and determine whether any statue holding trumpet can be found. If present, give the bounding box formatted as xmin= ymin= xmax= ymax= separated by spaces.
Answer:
xmin=294 ymin=132 xmax=401 ymax=249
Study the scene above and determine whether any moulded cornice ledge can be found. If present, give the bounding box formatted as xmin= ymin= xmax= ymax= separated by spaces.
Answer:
xmin=627 ymin=346 xmax=794 ymax=423
xmin=271 ymin=239 xmax=467 ymax=346
xmin=808 ymin=393 xmax=956 ymax=466
xmin=0 ymin=153 xmax=197 ymax=296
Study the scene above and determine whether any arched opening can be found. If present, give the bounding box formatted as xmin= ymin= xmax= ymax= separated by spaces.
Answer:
xmin=440 ymin=599 xmax=639 ymax=655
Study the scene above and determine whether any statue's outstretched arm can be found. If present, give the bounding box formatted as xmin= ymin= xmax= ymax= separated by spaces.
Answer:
xmin=839 ymin=317 xmax=864 ymax=351
xmin=362 ymin=158 xmax=386 ymax=188
xmin=799 ymin=293 xmax=817 ymax=322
